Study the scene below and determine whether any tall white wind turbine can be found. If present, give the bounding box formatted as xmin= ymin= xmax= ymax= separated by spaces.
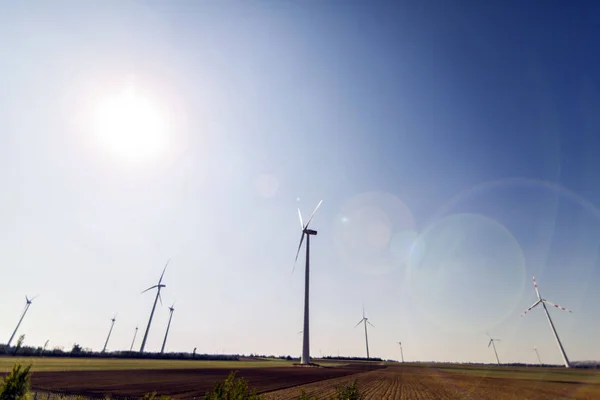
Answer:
xmin=355 ymin=306 xmax=374 ymax=359
xmin=521 ymin=275 xmax=572 ymax=368
xmin=7 ymin=295 xmax=37 ymax=346
xmin=534 ymin=347 xmax=542 ymax=365
xmin=294 ymin=200 xmax=323 ymax=365
xmin=161 ymin=302 xmax=175 ymax=354
xmin=398 ymin=341 xmax=404 ymax=363
xmin=486 ymin=333 xmax=501 ymax=365
xmin=130 ymin=326 xmax=139 ymax=351
xmin=102 ymin=314 xmax=117 ymax=353
xmin=140 ymin=260 xmax=169 ymax=352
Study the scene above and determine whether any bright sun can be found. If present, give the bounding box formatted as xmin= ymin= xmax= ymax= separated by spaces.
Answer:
xmin=92 ymin=84 xmax=169 ymax=163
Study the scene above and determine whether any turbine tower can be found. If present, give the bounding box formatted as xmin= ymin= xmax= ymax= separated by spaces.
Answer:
xmin=521 ymin=275 xmax=572 ymax=368
xmin=355 ymin=306 xmax=374 ymax=359
xmin=102 ymin=315 xmax=117 ymax=353
xmin=140 ymin=260 xmax=169 ymax=352
xmin=294 ymin=200 xmax=323 ymax=365
xmin=7 ymin=295 xmax=37 ymax=347
xmin=398 ymin=341 xmax=404 ymax=363
xmin=486 ymin=333 xmax=501 ymax=365
xmin=534 ymin=347 xmax=542 ymax=365
xmin=161 ymin=302 xmax=176 ymax=354
xmin=130 ymin=326 xmax=139 ymax=351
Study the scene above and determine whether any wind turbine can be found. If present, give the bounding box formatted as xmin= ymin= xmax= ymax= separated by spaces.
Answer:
xmin=7 ymin=295 xmax=37 ymax=347
xmin=130 ymin=326 xmax=139 ymax=351
xmin=355 ymin=306 xmax=374 ymax=359
xmin=161 ymin=302 xmax=176 ymax=354
xmin=294 ymin=200 xmax=323 ymax=365
xmin=486 ymin=333 xmax=501 ymax=365
xmin=140 ymin=260 xmax=169 ymax=352
xmin=521 ymin=275 xmax=572 ymax=368
xmin=398 ymin=341 xmax=404 ymax=363
xmin=534 ymin=347 xmax=542 ymax=365
xmin=102 ymin=315 xmax=117 ymax=353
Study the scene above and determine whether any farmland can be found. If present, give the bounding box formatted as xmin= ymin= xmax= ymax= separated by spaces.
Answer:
xmin=266 ymin=363 xmax=600 ymax=400
xmin=2 ymin=357 xmax=600 ymax=399
xmin=0 ymin=356 xmax=298 ymax=372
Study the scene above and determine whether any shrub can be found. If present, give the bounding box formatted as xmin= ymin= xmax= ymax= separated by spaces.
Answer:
xmin=0 ymin=363 xmax=32 ymax=400
xmin=334 ymin=380 xmax=362 ymax=400
xmin=297 ymin=390 xmax=318 ymax=400
xmin=140 ymin=392 xmax=172 ymax=400
xmin=204 ymin=371 xmax=263 ymax=400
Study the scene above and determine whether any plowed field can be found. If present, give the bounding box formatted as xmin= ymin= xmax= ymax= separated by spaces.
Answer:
xmin=4 ymin=359 xmax=600 ymax=399
xmin=27 ymin=363 xmax=382 ymax=399
xmin=265 ymin=364 xmax=600 ymax=400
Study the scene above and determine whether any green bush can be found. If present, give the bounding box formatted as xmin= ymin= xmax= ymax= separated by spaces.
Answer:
xmin=204 ymin=371 xmax=263 ymax=400
xmin=297 ymin=390 xmax=318 ymax=400
xmin=334 ymin=380 xmax=361 ymax=400
xmin=0 ymin=363 xmax=32 ymax=400
xmin=140 ymin=392 xmax=172 ymax=400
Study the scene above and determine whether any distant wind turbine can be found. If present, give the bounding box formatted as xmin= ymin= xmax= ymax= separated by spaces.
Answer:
xmin=355 ymin=306 xmax=374 ymax=359
xmin=130 ymin=326 xmax=138 ymax=351
xmin=521 ymin=275 xmax=572 ymax=368
xmin=534 ymin=347 xmax=542 ymax=365
xmin=7 ymin=295 xmax=37 ymax=347
xmin=43 ymin=340 xmax=49 ymax=352
xmin=398 ymin=341 xmax=404 ymax=363
xmin=161 ymin=302 xmax=176 ymax=354
xmin=102 ymin=315 xmax=117 ymax=353
xmin=294 ymin=200 xmax=323 ymax=365
xmin=140 ymin=260 xmax=169 ymax=352
xmin=486 ymin=333 xmax=501 ymax=365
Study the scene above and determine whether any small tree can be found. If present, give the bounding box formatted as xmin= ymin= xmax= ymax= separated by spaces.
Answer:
xmin=71 ymin=343 xmax=83 ymax=355
xmin=0 ymin=363 xmax=32 ymax=400
xmin=204 ymin=371 xmax=262 ymax=400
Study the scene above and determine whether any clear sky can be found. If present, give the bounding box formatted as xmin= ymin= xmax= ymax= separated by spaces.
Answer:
xmin=1 ymin=1 xmax=599 ymax=365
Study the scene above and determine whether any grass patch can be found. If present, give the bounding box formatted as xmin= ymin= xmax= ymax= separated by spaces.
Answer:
xmin=436 ymin=366 xmax=600 ymax=384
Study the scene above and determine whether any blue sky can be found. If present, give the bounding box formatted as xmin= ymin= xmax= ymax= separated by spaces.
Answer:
xmin=1 ymin=1 xmax=599 ymax=364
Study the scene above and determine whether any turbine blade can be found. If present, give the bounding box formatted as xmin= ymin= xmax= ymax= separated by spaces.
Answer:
xmin=354 ymin=319 xmax=364 ymax=328
xmin=297 ymin=209 xmax=304 ymax=230
xmin=543 ymin=300 xmax=572 ymax=313
xmin=304 ymin=200 xmax=323 ymax=229
xmin=367 ymin=320 xmax=375 ymax=328
xmin=532 ymin=275 xmax=541 ymax=300
xmin=488 ymin=339 xmax=492 ymax=348
xmin=294 ymin=232 xmax=306 ymax=264
xmin=495 ymin=339 xmax=501 ymax=342
xmin=158 ymin=292 xmax=163 ymax=306
xmin=159 ymin=260 xmax=170 ymax=284
xmin=521 ymin=299 xmax=541 ymax=317
xmin=25 ymin=295 xmax=30 ymax=303
xmin=141 ymin=285 xmax=159 ymax=294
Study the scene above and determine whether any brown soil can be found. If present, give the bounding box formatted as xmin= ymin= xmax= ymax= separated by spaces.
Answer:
xmin=264 ymin=365 xmax=600 ymax=400
xmin=28 ymin=363 xmax=383 ymax=399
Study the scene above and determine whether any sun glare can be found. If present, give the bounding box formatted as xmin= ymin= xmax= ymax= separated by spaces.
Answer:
xmin=92 ymin=84 xmax=169 ymax=163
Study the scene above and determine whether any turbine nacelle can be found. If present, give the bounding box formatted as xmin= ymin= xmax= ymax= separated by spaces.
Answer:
xmin=304 ymin=229 xmax=318 ymax=235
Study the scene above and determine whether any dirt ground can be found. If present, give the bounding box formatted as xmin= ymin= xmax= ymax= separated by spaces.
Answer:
xmin=28 ymin=363 xmax=382 ymax=399
xmin=265 ymin=364 xmax=600 ymax=400
xmin=9 ymin=363 xmax=600 ymax=399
